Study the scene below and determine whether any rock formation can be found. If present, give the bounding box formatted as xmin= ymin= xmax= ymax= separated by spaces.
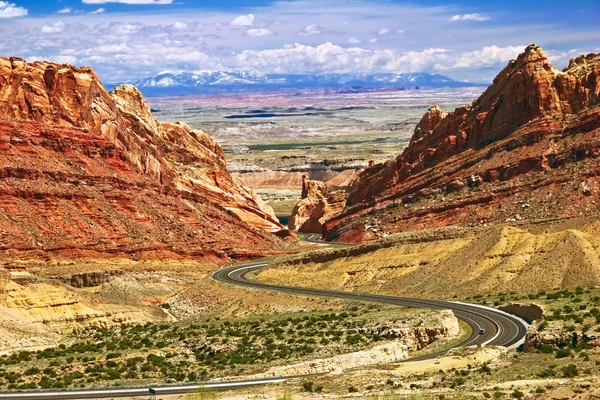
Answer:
xmin=323 ymin=45 xmax=600 ymax=242
xmin=0 ymin=58 xmax=289 ymax=263
xmin=288 ymin=175 xmax=346 ymax=233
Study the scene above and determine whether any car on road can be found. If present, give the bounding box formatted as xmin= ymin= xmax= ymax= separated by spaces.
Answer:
xmin=479 ymin=329 xmax=486 ymax=335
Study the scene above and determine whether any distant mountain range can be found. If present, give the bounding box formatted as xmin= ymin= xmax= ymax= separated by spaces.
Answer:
xmin=120 ymin=70 xmax=483 ymax=95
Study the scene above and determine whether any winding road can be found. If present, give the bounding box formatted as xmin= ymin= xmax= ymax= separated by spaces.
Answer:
xmin=0 ymin=252 xmax=528 ymax=400
xmin=213 ymin=261 xmax=529 ymax=355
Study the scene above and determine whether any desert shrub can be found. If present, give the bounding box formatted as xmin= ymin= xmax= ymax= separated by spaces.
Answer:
xmin=555 ymin=348 xmax=572 ymax=358
xmin=539 ymin=344 xmax=554 ymax=354
xmin=562 ymin=363 xmax=578 ymax=378
xmin=24 ymin=367 xmax=40 ymax=376
xmin=511 ymin=390 xmax=524 ymax=398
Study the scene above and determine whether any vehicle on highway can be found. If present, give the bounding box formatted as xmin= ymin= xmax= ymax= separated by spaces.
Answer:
xmin=479 ymin=329 xmax=486 ymax=335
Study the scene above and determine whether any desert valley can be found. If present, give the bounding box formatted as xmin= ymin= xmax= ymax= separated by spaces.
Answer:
xmin=0 ymin=1 xmax=600 ymax=399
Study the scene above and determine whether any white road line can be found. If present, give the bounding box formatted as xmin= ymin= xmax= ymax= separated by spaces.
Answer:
xmin=453 ymin=301 xmax=528 ymax=348
xmin=227 ymin=263 xmax=268 ymax=279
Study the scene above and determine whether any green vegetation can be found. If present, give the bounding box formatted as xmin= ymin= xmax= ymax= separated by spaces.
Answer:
xmin=0 ymin=307 xmax=398 ymax=390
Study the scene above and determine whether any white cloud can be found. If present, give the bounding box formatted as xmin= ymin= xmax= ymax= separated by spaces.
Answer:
xmin=341 ymin=20 xmax=352 ymax=26
xmin=41 ymin=21 xmax=66 ymax=34
xmin=348 ymin=37 xmax=360 ymax=44
xmin=300 ymin=24 xmax=326 ymax=36
xmin=54 ymin=55 xmax=78 ymax=64
xmin=396 ymin=29 xmax=405 ymax=34
xmin=452 ymin=45 xmax=524 ymax=69
xmin=28 ymin=55 xmax=78 ymax=65
xmin=58 ymin=7 xmax=72 ymax=14
xmin=230 ymin=14 xmax=254 ymax=26
xmin=89 ymin=8 xmax=105 ymax=14
xmin=233 ymin=42 xmax=453 ymax=75
xmin=172 ymin=21 xmax=187 ymax=30
xmin=449 ymin=13 xmax=490 ymax=22
xmin=0 ymin=1 xmax=27 ymax=18
xmin=82 ymin=0 xmax=172 ymax=3
xmin=369 ymin=38 xmax=377 ymax=43
xmin=246 ymin=28 xmax=275 ymax=37
xmin=378 ymin=28 xmax=390 ymax=35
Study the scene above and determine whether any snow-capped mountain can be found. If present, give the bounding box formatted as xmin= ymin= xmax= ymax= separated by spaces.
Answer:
xmin=123 ymin=70 xmax=481 ymax=95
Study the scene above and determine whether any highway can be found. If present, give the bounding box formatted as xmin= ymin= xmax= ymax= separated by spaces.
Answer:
xmin=213 ymin=262 xmax=529 ymax=355
xmin=0 ymin=376 xmax=310 ymax=400
xmin=0 ymin=251 xmax=528 ymax=399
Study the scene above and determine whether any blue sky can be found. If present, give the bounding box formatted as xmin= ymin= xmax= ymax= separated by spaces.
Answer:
xmin=1 ymin=0 xmax=598 ymax=83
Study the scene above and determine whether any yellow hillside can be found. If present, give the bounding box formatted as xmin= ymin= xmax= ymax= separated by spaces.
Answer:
xmin=257 ymin=226 xmax=600 ymax=298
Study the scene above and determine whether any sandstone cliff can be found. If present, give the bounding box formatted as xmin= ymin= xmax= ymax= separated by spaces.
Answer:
xmin=0 ymin=58 xmax=288 ymax=262
xmin=288 ymin=175 xmax=346 ymax=233
xmin=324 ymin=45 xmax=600 ymax=242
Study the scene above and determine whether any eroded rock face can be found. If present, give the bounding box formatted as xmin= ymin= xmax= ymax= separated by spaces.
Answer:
xmin=499 ymin=303 xmax=544 ymax=324
xmin=288 ymin=175 xmax=346 ymax=234
xmin=411 ymin=105 xmax=447 ymax=143
xmin=0 ymin=58 xmax=282 ymax=233
xmin=324 ymin=46 xmax=600 ymax=242
xmin=0 ymin=58 xmax=286 ymax=262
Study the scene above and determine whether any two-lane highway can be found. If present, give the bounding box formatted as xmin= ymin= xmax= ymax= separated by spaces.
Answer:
xmin=213 ymin=261 xmax=529 ymax=358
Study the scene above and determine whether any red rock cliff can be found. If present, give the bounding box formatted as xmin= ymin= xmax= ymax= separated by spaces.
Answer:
xmin=324 ymin=45 xmax=600 ymax=242
xmin=0 ymin=58 xmax=288 ymax=263
xmin=288 ymin=176 xmax=345 ymax=234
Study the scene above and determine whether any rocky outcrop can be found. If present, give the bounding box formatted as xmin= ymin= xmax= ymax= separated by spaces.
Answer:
xmin=288 ymin=175 xmax=346 ymax=233
xmin=324 ymin=46 xmax=600 ymax=242
xmin=499 ymin=303 xmax=544 ymax=324
xmin=410 ymin=105 xmax=447 ymax=143
xmin=58 ymin=271 xmax=124 ymax=288
xmin=0 ymin=269 xmax=8 ymax=306
xmin=524 ymin=325 xmax=600 ymax=352
xmin=0 ymin=58 xmax=288 ymax=262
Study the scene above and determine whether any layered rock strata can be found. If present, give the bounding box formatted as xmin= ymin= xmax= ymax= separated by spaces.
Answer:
xmin=0 ymin=58 xmax=288 ymax=262
xmin=324 ymin=46 xmax=600 ymax=242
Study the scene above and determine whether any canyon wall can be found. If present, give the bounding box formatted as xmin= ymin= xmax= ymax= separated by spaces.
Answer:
xmin=324 ymin=46 xmax=600 ymax=242
xmin=0 ymin=58 xmax=289 ymax=263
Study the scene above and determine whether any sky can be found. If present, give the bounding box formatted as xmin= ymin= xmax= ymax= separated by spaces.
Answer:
xmin=0 ymin=0 xmax=598 ymax=84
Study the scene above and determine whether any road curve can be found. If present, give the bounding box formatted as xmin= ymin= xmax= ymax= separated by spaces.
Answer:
xmin=213 ymin=261 xmax=529 ymax=359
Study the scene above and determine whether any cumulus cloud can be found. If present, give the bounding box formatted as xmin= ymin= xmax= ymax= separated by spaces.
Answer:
xmin=89 ymin=8 xmax=105 ymax=14
xmin=0 ymin=1 xmax=27 ymax=18
xmin=452 ymin=45 xmax=524 ymax=68
xmin=378 ymin=28 xmax=389 ymax=35
xmin=348 ymin=37 xmax=360 ymax=44
xmin=449 ymin=13 xmax=490 ymax=22
xmin=230 ymin=14 xmax=254 ymax=26
xmin=28 ymin=55 xmax=78 ymax=65
xmin=369 ymin=38 xmax=377 ymax=43
xmin=172 ymin=21 xmax=187 ymax=30
xmin=233 ymin=42 xmax=453 ymax=75
xmin=82 ymin=0 xmax=172 ymax=3
xmin=57 ymin=7 xmax=72 ymax=14
xmin=341 ymin=20 xmax=352 ymax=26
xmin=300 ymin=24 xmax=326 ymax=36
xmin=41 ymin=21 xmax=66 ymax=34
xmin=246 ymin=28 xmax=275 ymax=37
xmin=396 ymin=29 xmax=405 ymax=34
